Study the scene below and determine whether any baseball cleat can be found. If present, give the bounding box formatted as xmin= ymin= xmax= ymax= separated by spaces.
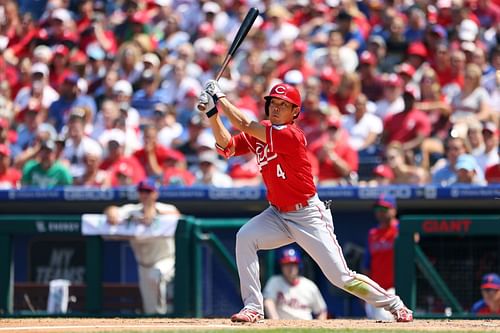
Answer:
xmin=391 ymin=306 xmax=413 ymax=322
xmin=230 ymin=308 xmax=263 ymax=323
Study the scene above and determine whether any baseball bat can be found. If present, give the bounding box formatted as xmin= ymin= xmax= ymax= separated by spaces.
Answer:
xmin=197 ymin=7 xmax=259 ymax=111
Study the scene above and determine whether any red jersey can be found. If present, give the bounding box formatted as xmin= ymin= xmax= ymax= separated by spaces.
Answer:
xmin=383 ymin=108 xmax=431 ymax=144
xmin=364 ymin=220 xmax=399 ymax=290
xmin=308 ymin=132 xmax=359 ymax=181
xmin=232 ymin=121 xmax=316 ymax=210
xmin=485 ymin=164 xmax=500 ymax=184
xmin=0 ymin=168 xmax=21 ymax=189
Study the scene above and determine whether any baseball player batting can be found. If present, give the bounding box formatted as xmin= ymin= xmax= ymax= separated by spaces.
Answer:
xmin=198 ymin=80 xmax=413 ymax=323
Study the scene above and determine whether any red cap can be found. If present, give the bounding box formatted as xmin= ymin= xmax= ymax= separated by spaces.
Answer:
xmin=0 ymin=118 xmax=8 ymax=129
xmin=0 ymin=144 xmax=10 ymax=157
xmin=293 ymin=39 xmax=308 ymax=53
xmin=320 ymin=67 xmax=340 ymax=85
xmin=131 ymin=11 xmax=149 ymax=24
xmin=396 ymin=63 xmax=416 ymax=77
xmin=407 ymin=42 xmax=428 ymax=58
xmin=359 ymin=51 xmax=377 ymax=65
xmin=70 ymin=50 xmax=87 ymax=64
xmin=384 ymin=73 xmax=404 ymax=87
xmin=53 ymin=44 xmax=69 ymax=57
xmin=404 ymin=86 xmax=418 ymax=99
xmin=186 ymin=88 xmax=198 ymax=98
xmin=326 ymin=116 xmax=341 ymax=128
xmin=373 ymin=164 xmax=394 ymax=179
xmin=210 ymin=43 xmax=226 ymax=55
xmin=165 ymin=149 xmax=185 ymax=162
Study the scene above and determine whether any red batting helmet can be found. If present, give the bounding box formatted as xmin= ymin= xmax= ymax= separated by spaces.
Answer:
xmin=264 ymin=83 xmax=302 ymax=118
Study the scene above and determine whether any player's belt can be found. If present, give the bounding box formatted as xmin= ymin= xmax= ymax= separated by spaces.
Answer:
xmin=271 ymin=194 xmax=317 ymax=213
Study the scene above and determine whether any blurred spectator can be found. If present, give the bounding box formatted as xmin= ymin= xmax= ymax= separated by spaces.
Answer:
xmin=471 ymin=273 xmax=500 ymax=315
xmin=193 ymin=150 xmax=233 ymax=187
xmin=381 ymin=87 xmax=431 ymax=159
xmin=358 ymin=51 xmax=384 ymax=102
xmin=12 ymin=98 xmax=43 ymax=157
xmin=263 ymin=247 xmax=327 ymax=320
xmin=417 ymin=67 xmax=453 ymax=169
xmin=264 ymin=4 xmax=299 ymax=51
xmin=342 ymin=93 xmax=382 ymax=152
xmin=21 ymin=140 xmax=72 ymax=188
xmin=176 ymin=114 xmax=215 ymax=169
xmin=131 ymin=69 xmax=169 ymax=124
xmin=99 ymin=129 xmax=145 ymax=187
xmin=162 ymin=150 xmax=195 ymax=187
xmin=334 ymin=72 xmax=361 ymax=115
xmin=13 ymin=122 xmax=56 ymax=169
xmin=73 ymin=145 xmax=107 ymax=187
xmin=475 ymin=122 xmax=499 ymax=172
xmin=48 ymin=73 xmax=97 ymax=132
xmin=432 ymin=136 xmax=469 ymax=186
xmin=375 ymin=74 xmax=404 ymax=120
xmin=276 ymin=39 xmax=316 ymax=82
xmin=110 ymin=79 xmax=140 ymax=131
xmin=451 ymin=154 xmax=485 ymax=185
xmin=485 ymin=161 xmax=500 ymax=184
xmin=467 ymin=120 xmax=486 ymax=157
xmin=62 ymin=109 xmax=102 ymax=179
xmin=362 ymin=194 xmax=399 ymax=321
xmin=227 ymin=152 xmax=261 ymax=187
xmin=161 ymin=59 xmax=201 ymax=108
xmin=0 ymin=144 xmax=21 ymax=189
xmin=335 ymin=10 xmax=364 ymax=53
xmin=133 ymin=125 xmax=180 ymax=179
xmin=154 ymin=103 xmax=183 ymax=149
xmin=384 ymin=14 xmax=408 ymax=68
xmin=14 ymin=62 xmax=58 ymax=112
xmin=115 ymin=42 xmax=144 ymax=86
xmin=362 ymin=164 xmax=394 ymax=187
xmin=308 ymin=116 xmax=358 ymax=185
xmin=450 ymin=63 xmax=492 ymax=124
xmin=383 ymin=142 xmax=428 ymax=185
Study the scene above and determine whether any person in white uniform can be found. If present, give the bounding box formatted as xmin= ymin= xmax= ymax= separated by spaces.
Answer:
xmin=264 ymin=247 xmax=327 ymax=320
xmin=104 ymin=179 xmax=180 ymax=314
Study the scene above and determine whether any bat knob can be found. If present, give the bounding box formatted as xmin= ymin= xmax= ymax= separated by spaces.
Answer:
xmin=197 ymin=102 xmax=207 ymax=112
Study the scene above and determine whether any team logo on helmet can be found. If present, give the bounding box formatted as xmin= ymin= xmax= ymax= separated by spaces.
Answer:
xmin=274 ymin=85 xmax=286 ymax=94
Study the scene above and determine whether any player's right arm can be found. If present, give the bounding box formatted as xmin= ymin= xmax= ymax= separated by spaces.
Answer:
xmin=264 ymin=298 xmax=280 ymax=319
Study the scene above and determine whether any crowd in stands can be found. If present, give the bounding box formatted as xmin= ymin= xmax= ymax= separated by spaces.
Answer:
xmin=0 ymin=0 xmax=498 ymax=189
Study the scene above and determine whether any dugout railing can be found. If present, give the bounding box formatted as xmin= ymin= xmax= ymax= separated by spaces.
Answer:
xmin=0 ymin=214 xmax=274 ymax=318
xmin=395 ymin=214 xmax=500 ymax=319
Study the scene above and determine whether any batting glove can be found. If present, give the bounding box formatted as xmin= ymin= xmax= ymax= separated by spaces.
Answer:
xmin=204 ymin=80 xmax=226 ymax=102
xmin=199 ymin=91 xmax=218 ymax=118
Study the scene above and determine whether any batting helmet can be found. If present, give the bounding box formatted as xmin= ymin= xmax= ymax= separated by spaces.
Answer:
xmin=279 ymin=247 xmax=302 ymax=265
xmin=264 ymin=83 xmax=302 ymax=118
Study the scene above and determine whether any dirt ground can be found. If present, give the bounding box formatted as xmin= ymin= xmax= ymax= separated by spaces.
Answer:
xmin=0 ymin=318 xmax=499 ymax=332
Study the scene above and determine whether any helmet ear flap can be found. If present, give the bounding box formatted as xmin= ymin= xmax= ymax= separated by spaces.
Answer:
xmin=265 ymin=98 xmax=271 ymax=117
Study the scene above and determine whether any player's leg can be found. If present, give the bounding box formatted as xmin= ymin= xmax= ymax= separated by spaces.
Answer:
xmin=137 ymin=265 xmax=167 ymax=314
xmin=284 ymin=200 xmax=412 ymax=321
xmin=233 ymin=207 xmax=293 ymax=320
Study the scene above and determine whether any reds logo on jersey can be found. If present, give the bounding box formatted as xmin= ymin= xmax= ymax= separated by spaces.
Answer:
xmin=255 ymin=142 xmax=277 ymax=171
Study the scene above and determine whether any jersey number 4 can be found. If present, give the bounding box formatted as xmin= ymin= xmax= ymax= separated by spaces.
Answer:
xmin=277 ymin=164 xmax=286 ymax=179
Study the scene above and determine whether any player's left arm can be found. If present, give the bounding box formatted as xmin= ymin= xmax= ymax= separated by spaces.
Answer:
xmin=203 ymin=80 xmax=266 ymax=142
